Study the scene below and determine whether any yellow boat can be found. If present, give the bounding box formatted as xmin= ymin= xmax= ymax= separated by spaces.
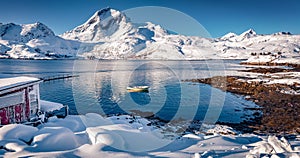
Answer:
xmin=127 ymin=86 xmax=149 ymax=92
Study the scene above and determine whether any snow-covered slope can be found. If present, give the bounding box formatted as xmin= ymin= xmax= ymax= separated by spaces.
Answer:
xmin=61 ymin=8 xmax=300 ymax=62
xmin=61 ymin=7 xmax=134 ymax=42
xmin=0 ymin=7 xmax=300 ymax=63
xmin=216 ymin=29 xmax=300 ymax=64
xmin=0 ymin=22 xmax=80 ymax=59
xmin=220 ymin=32 xmax=237 ymax=41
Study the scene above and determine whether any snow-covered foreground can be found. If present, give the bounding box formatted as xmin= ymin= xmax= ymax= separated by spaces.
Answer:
xmin=0 ymin=113 xmax=299 ymax=157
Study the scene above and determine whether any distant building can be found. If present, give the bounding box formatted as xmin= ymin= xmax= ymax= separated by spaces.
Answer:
xmin=0 ymin=77 xmax=42 ymax=125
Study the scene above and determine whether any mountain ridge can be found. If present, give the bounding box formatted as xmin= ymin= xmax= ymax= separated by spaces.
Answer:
xmin=0 ymin=8 xmax=299 ymax=64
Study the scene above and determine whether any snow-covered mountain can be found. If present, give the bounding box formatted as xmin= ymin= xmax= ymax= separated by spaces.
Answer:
xmin=0 ymin=7 xmax=299 ymax=63
xmin=61 ymin=7 xmax=300 ymax=62
xmin=220 ymin=32 xmax=237 ymax=41
xmin=215 ymin=29 xmax=300 ymax=64
xmin=61 ymin=8 xmax=134 ymax=42
xmin=0 ymin=22 xmax=79 ymax=59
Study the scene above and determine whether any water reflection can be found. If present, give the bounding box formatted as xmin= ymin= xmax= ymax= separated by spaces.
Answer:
xmin=73 ymin=60 xmax=200 ymax=122
xmin=0 ymin=59 xmax=258 ymax=124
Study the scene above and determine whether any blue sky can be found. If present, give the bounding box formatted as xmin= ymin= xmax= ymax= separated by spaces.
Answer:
xmin=0 ymin=0 xmax=299 ymax=37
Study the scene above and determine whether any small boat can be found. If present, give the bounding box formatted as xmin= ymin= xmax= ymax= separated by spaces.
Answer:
xmin=127 ymin=86 xmax=149 ymax=92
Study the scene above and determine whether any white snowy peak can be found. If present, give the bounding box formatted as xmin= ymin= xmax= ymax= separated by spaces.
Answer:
xmin=138 ymin=22 xmax=168 ymax=38
xmin=239 ymin=29 xmax=256 ymax=38
xmin=220 ymin=32 xmax=237 ymax=40
xmin=0 ymin=22 xmax=55 ymax=43
xmin=61 ymin=7 xmax=134 ymax=42
xmin=21 ymin=22 xmax=55 ymax=38
xmin=0 ymin=22 xmax=80 ymax=59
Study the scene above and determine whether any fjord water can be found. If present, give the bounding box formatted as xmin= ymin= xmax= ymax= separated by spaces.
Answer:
xmin=0 ymin=59 xmax=256 ymax=123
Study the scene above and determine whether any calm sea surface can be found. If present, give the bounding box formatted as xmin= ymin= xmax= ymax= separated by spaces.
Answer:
xmin=0 ymin=59 xmax=257 ymax=123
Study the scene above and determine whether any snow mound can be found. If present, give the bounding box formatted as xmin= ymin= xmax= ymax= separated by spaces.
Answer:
xmin=0 ymin=124 xmax=38 ymax=143
xmin=41 ymin=115 xmax=86 ymax=133
xmin=86 ymin=124 xmax=170 ymax=152
xmin=79 ymin=113 xmax=170 ymax=152
xmin=31 ymin=127 xmax=81 ymax=151
xmin=0 ymin=139 xmax=28 ymax=152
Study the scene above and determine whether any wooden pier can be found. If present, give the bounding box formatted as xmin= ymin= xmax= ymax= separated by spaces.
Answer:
xmin=41 ymin=74 xmax=79 ymax=82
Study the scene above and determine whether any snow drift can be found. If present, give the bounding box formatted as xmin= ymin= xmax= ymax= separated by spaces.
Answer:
xmin=0 ymin=113 xmax=299 ymax=157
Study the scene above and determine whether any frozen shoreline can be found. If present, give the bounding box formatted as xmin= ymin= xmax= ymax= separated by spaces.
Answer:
xmin=0 ymin=113 xmax=299 ymax=157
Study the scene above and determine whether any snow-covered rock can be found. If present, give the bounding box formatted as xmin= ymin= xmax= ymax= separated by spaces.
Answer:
xmin=247 ymin=135 xmax=298 ymax=157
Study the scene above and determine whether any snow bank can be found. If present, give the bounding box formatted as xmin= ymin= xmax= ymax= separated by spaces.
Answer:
xmin=0 ymin=124 xmax=38 ymax=142
xmin=86 ymin=124 xmax=170 ymax=152
xmin=41 ymin=115 xmax=86 ymax=132
xmin=0 ymin=113 xmax=299 ymax=157
xmin=30 ymin=127 xmax=81 ymax=152
xmin=0 ymin=139 xmax=28 ymax=152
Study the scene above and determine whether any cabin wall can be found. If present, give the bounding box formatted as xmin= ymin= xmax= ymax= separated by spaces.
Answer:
xmin=0 ymin=88 xmax=29 ymax=125
xmin=0 ymin=83 xmax=40 ymax=125
xmin=29 ymin=84 xmax=40 ymax=117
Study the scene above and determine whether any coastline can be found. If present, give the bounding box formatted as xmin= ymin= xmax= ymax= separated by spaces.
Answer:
xmin=185 ymin=64 xmax=300 ymax=135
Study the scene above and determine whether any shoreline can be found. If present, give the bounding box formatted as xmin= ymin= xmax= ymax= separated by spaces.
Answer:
xmin=240 ymin=61 xmax=300 ymax=69
xmin=185 ymin=66 xmax=300 ymax=135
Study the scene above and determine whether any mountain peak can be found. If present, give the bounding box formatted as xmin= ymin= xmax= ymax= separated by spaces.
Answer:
xmin=241 ymin=29 xmax=256 ymax=36
xmin=87 ymin=7 xmax=122 ymax=24
xmin=61 ymin=7 xmax=133 ymax=42
xmin=220 ymin=32 xmax=237 ymax=40
xmin=236 ymin=29 xmax=257 ymax=41
xmin=22 ymin=22 xmax=55 ymax=37
xmin=95 ymin=7 xmax=113 ymax=16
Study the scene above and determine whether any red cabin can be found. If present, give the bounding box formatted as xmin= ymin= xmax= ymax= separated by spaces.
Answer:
xmin=0 ymin=76 xmax=42 ymax=125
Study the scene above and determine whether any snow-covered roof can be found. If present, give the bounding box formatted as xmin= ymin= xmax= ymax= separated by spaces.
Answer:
xmin=0 ymin=76 xmax=42 ymax=94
